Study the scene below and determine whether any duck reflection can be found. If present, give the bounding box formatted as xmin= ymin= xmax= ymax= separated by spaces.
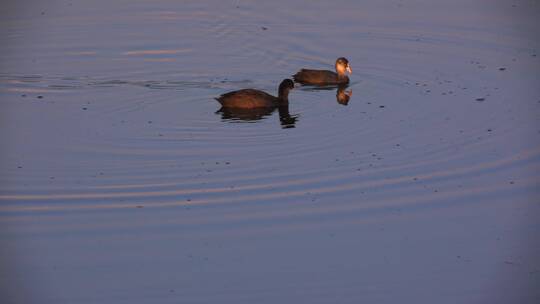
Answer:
xmin=300 ymin=84 xmax=352 ymax=105
xmin=336 ymin=85 xmax=352 ymax=105
xmin=216 ymin=104 xmax=298 ymax=129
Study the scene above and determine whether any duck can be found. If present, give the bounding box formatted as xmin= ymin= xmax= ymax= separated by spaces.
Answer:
xmin=293 ymin=57 xmax=351 ymax=85
xmin=216 ymin=79 xmax=294 ymax=109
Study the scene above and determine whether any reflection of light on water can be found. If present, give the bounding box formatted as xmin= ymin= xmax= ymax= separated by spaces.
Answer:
xmin=143 ymin=58 xmax=177 ymax=62
xmin=4 ymin=88 xmax=58 ymax=93
xmin=1 ymin=178 xmax=535 ymax=215
xmin=2 ymin=148 xmax=537 ymax=211
xmin=145 ymin=11 xmax=212 ymax=21
xmin=66 ymin=51 xmax=97 ymax=56
xmin=122 ymin=49 xmax=190 ymax=56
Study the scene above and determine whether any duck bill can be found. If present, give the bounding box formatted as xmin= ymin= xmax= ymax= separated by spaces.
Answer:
xmin=346 ymin=65 xmax=352 ymax=74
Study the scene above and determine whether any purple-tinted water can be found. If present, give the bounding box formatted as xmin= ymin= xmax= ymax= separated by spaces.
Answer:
xmin=1 ymin=0 xmax=539 ymax=303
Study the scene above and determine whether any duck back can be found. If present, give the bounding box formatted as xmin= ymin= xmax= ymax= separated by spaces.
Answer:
xmin=216 ymin=89 xmax=278 ymax=109
xmin=293 ymin=69 xmax=349 ymax=85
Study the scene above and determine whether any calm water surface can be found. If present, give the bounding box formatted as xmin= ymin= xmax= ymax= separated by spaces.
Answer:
xmin=1 ymin=0 xmax=539 ymax=303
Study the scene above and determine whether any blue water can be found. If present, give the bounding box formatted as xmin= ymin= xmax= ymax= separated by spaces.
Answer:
xmin=1 ymin=0 xmax=539 ymax=303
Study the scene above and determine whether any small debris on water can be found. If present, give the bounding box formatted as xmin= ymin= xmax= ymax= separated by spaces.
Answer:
xmin=476 ymin=97 xmax=485 ymax=102
xmin=261 ymin=26 xmax=268 ymax=30
xmin=498 ymin=67 xmax=506 ymax=71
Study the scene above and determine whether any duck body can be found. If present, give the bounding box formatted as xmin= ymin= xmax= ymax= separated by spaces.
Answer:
xmin=293 ymin=69 xmax=349 ymax=85
xmin=293 ymin=57 xmax=352 ymax=86
xmin=215 ymin=79 xmax=294 ymax=109
xmin=216 ymin=89 xmax=280 ymax=109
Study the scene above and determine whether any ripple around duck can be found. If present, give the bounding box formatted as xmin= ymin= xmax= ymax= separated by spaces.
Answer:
xmin=2 ymin=3 xmax=540 ymax=304
xmin=2 ymin=146 xmax=538 ymax=220
xmin=1 ymin=1 xmax=539 ymax=230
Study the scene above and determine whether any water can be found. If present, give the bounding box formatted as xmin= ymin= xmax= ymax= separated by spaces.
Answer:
xmin=1 ymin=0 xmax=539 ymax=303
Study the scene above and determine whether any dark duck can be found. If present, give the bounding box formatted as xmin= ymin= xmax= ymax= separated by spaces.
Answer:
xmin=216 ymin=79 xmax=294 ymax=109
xmin=293 ymin=57 xmax=352 ymax=85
